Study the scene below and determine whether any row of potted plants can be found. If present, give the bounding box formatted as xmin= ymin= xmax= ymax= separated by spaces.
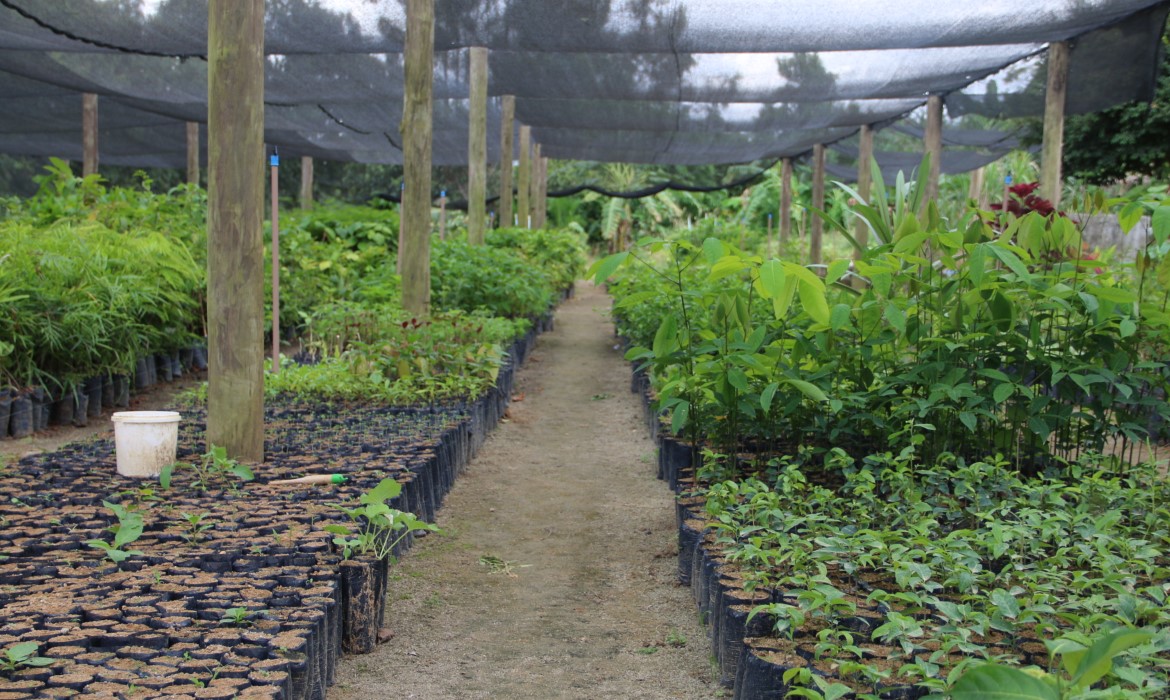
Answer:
xmin=600 ymin=164 xmax=1170 ymax=698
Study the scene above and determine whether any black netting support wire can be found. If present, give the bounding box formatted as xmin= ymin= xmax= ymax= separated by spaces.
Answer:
xmin=0 ymin=0 xmax=206 ymax=60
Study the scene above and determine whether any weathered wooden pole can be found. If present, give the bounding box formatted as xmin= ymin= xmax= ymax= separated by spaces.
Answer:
xmin=207 ymin=0 xmax=265 ymax=462
xmin=498 ymin=95 xmax=515 ymax=228
xmin=536 ymin=155 xmax=549 ymax=228
xmin=82 ymin=93 xmax=98 ymax=177
xmin=1040 ymin=41 xmax=1069 ymax=208
xmin=529 ymin=143 xmax=542 ymax=227
xmin=854 ymin=124 xmax=874 ymax=256
xmin=968 ymin=165 xmax=986 ymax=208
xmin=186 ymin=122 xmax=200 ymax=185
xmin=400 ymin=0 xmax=434 ymax=315
xmin=810 ymin=144 xmax=825 ymax=265
xmin=269 ymin=149 xmax=280 ymax=375
xmin=438 ymin=191 xmax=448 ymax=240
xmin=923 ymin=94 xmax=943 ymax=208
xmin=299 ymin=156 xmax=314 ymax=210
xmin=517 ymin=125 xmax=532 ymax=228
xmin=467 ymin=47 xmax=489 ymax=244
xmin=779 ymin=157 xmax=793 ymax=244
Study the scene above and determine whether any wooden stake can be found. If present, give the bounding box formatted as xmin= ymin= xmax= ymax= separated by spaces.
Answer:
xmin=855 ymin=124 xmax=874 ymax=255
xmin=82 ymin=93 xmax=98 ymax=177
xmin=923 ymin=95 xmax=943 ymax=208
xmin=270 ymin=149 xmax=280 ymax=375
xmin=537 ymin=156 xmax=549 ymax=228
xmin=467 ymin=47 xmax=488 ymax=244
xmin=968 ymin=166 xmax=986 ymax=208
xmin=186 ymin=121 xmax=200 ymax=186
xmin=779 ymin=157 xmax=793 ymax=244
xmin=810 ymin=144 xmax=825 ymax=265
xmin=1040 ymin=41 xmax=1069 ymax=207
xmin=400 ymin=0 xmax=434 ymax=316
xmin=529 ymin=143 xmax=542 ymax=228
xmin=498 ymin=95 xmax=515 ymax=229
xmin=517 ymin=125 xmax=531 ymax=228
xmin=299 ymin=155 xmax=314 ymax=210
xmin=439 ymin=191 xmax=448 ymax=240
xmin=207 ymin=0 xmax=265 ymax=462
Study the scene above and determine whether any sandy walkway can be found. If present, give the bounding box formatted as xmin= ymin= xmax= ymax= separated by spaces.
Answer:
xmin=330 ymin=281 xmax=719 ymax=700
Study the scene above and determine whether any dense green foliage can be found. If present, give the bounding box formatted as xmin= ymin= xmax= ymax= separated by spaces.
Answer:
xmin=0 ymin=162 xmax=577 ymax=408
xmin=0 ymin=164 xmax=204 ymax=389
xmin=273 ymin=204 xmax=402 ymax=328
xmin=431 ymin=238 xmax=555 ymax=320
xmin=603 ymin=164 xmax=1170 ymax=470
xmin=486 ymin=226 xmax=588 ymax=292
xmin=599 ymin=161 xmax=1170 ymax=697
xmin=1061 ymin=28 xmax=1170 ymax=185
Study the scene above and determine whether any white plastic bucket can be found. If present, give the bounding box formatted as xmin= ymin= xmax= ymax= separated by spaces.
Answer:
xmin=111 ymin=411 xmax=181 ymax=478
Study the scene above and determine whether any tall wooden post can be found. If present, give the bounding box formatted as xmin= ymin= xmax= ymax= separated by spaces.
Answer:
xmin=968 ymin=166 xmax=986 ymax=208
xmin=82 ymin=93 xmax=98 ymax=177
xmin=536 ymin=156 xmax=549 ymax=228
xmin=186 ymin=122 xmax=200 ymax=186
xmin=438 ymin=191 xmax=448 ymax=240
xmin=467 ymin=47 xmax=489 ymax=244
xmin=498 ymin=95 xmax=515 ymax=229
xmin=517 ymin=125 xmax=532 ymax=228
xmin=400 ymin=0 xmax=434 ymax=315
xmin=1040 ymin=41 xmax=1069 ymax=208
xmin=299 ymin=156 xmax=314 ymax=210
xmin=529 ymin=143 xmax=542 ymax=227
xmin=269 ymin=150 xmax=280 ymax=375
xmin=923 ymin=94 xmax=943 ymax=207
xmin=854 ymin=124 xmax=874 ymax=256
xmin=207 ymin=0 xmax=265 ymax=462
xmin=810 ymin=144 xmax=825 ymax=265
xmin=779 ymin=157 xmax=793 ymax=244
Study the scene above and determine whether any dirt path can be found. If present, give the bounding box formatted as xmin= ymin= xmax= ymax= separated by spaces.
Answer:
xmin=331 ymin=282 xmax=720 ymax=700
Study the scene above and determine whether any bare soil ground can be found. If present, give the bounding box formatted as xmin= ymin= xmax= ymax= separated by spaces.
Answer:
xmin=331 ymin=281 xmax=721 ymax=700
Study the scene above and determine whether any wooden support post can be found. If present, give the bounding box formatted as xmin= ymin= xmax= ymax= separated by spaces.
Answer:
xmin=439 ymin=191 xmax=448 ymax=240
xmin=968 ymin=166 xmax=986 ymax=208
xmin=270 ymin=149 xmax=280 ymax=375
xmin=810 ymin=144 xmax=825 ymax=265
xmin=400 ymin=0 xmax=434 ymax=315
xmin=536 ymin=156 xmax=549 ymax=228
xmin=766 ymin=214 xmax=773 ymax=256
xmin=467 ymin=47 xmax=488 ymax=244
xmin=82 ymin=93 xmax=98 ymax=177
xmin=498 ymin=95 xmax=515 ymax=229
xmin=1040 ymin=41 xmax=1069 ymax=208
xmin=299 ymin=156 xmax=314 ymax=210
xmin=517 ymin=125 xmax=531 ymax=228
xmin=779 ymin=157 xmax=793 ymax=244
xmin=529 ymin=143 xmax=542 ymax=228
xmin=207 ymin=0 xmax=265 ymax=462
xmin=854 ymin=124 xmax=874 ymax=257
xmin=186 ymin=122 xmax=200 ymax=186
xmin=923 ymin=94 xmax=943 ymax=208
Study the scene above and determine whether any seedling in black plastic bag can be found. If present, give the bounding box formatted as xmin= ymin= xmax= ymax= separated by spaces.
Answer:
xmin=86 ymin=500 xmax=144 ymax=564
xmin=1 ymin=642 xmax=53 ymax=673
xmin=325 ymin=477 xmax=439 ymax=560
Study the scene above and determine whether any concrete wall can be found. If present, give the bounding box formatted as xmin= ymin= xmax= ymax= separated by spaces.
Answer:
xmin=1077 ymin=213 xmax=1151 ymax=261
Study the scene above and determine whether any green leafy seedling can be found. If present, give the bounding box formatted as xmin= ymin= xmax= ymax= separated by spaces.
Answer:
xmin=86 ymin=500 xmax=145 ymax=564
xmin=220 ymin=607 xmax=253 ymax=627
xmin=0 ymin=642 xmax=53 ymax=673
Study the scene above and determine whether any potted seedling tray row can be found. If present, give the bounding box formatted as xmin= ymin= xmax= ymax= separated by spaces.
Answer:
xmin=0 ymin=333 xmax=534 ymax=700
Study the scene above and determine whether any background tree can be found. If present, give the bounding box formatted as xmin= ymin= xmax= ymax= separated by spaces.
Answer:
xmin=1060 ymin=25 xmax=1170 ymax=185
